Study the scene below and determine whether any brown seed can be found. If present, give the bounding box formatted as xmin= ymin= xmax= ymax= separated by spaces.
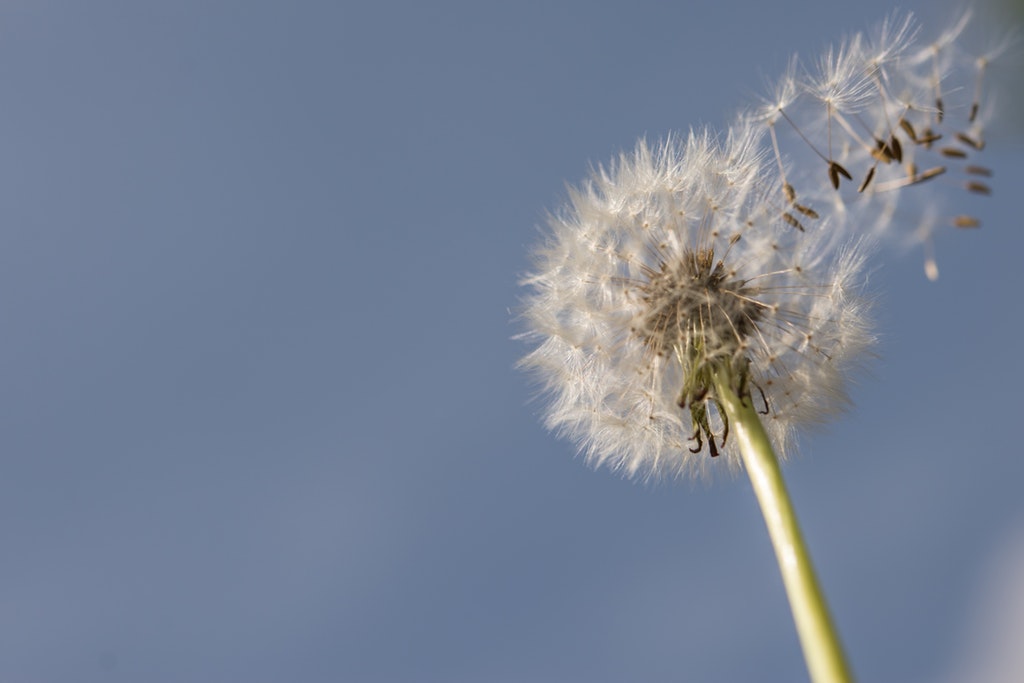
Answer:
xmin=871 ymin=139 xmax=893 ymax=163
xmin=955 ymin=132 xmax=985 ymax=151
xmin=899 ymin=118 xmax=917 ymax=141
xmin=828 ymin=161 xmax=852 ymax=189
xmin=936 ymin=97 xmax=944 ymax=123
xmin=783 ymin=183 xmax=796 ymax=204
xmin=888 ymin=135 xmax=903 ymax=163
xmin=940 ymin=147 xmax=968 ymax=158
xmin=782 ymin=212 xmax=805 ymax=231
xmin=858 ymin=166 xmax=876 ymax=193
xmin=953 ymin=215 xmax=981 ymax=228
xmin=915 ymin=166 xmax=947 ymax=183
xmin=969 ymin=102 xmax=979 ymax=123
xmin=965 ymin=165 xmax=993 ymax=177
xmin=966 ymin=181 xmax=992 ymax=196
xmin=917 ymin=129 xmax=941 ymax=147
xmin=794 ymin=203 xmax=819 ymax=219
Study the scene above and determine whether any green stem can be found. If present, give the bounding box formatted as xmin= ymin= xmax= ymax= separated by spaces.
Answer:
xmin=712 ymin=371 xmax=854 ymax=683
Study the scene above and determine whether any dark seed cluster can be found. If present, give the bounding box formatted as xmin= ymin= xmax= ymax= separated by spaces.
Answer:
xmin=635 ymin=248 xmax=764 ymax=358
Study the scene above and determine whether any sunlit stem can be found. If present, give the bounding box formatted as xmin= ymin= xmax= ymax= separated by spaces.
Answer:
xmin=712 ymin=368 xmax=854 ymax=683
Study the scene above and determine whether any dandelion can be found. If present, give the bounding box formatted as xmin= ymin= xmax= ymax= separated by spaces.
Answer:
xmin=520 ymin=126 xmax=866 ymax=681
xmin=519 ymin=128 xmax=872 ymax=481
xmin=518 ymin=10 xmax=1000 ymax=683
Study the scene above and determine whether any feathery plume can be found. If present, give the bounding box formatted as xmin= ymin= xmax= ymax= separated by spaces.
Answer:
xmin=519 ymin=127 xmax=873 ymax=481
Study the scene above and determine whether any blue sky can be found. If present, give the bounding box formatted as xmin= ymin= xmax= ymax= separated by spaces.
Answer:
xmin=0 ymin=1 xmax=1021 ymax=682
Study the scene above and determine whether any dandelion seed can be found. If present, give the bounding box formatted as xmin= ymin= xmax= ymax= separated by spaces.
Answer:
xmin=955 ymin=132 xmax=985 ymax=150
xmin=899 ymin=117 xmax=918 ymax=140
xmin=858 ymin=166 xmax=876 ymax=193
xmin=782 ymin=212 xmax=806 ymax=231
xmin=917 ymin=166 xmax=947 ymax=182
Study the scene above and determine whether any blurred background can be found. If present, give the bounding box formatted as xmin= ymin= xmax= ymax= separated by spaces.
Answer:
xmin=0 ymin=1 xmax=1021 ymax=681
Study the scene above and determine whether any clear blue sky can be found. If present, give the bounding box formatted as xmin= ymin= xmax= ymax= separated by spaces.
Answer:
xmin=0 ymin=1 xmax=1021 ymax=682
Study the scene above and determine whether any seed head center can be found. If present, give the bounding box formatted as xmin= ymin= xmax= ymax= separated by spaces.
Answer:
xmin=637 ymin=248 xmax=763 ymax=357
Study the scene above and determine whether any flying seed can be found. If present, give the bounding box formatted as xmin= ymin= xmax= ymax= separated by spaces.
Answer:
xmin=955 ymin=133 xmax=985 ymax=151
xmin=940 ymin=147 xmax=967 ymax=158
xmin=888 ymin=135 xmax=903 ymax=163
xmin=966 ymin=181 xmax=992 ymax=195
xmin=917 ymin=129 xmax=941 ymax=147
xmin=872 ymin=139 xmax=893 ymax=163
xmin=936 ymin=97 xmax=945 ymax=123
xmin=783 ymin=183 xmax=796 ymax=203
xmin=858 ymin=166 xmax=876 ymax=193
xmin=953 ymin=215 xmax=981 ymax=228
xmin=965 ymin=165 xmax=993 ymax=177
xmin=794 ymin=204 xmax=819 ymax=219
xmin=782 ymin=212 xmax=805 ymax=231
xmin=899 ymin=118 xmax=917 ymax=141
xmin=969 ymin=102 xmax=979 ymax=123
xmin=828 ymin=161 xmax=852 ymax=189
xmin=915 ymin=166 xmax=947 ymax=183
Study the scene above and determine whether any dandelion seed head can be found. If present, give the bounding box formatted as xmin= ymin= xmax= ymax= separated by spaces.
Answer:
xmin=519 ymin=131 xmax=873 ymax=481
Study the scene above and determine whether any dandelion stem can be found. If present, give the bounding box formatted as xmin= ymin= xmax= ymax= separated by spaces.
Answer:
xmin=712 ymin=371 xmax=854 ymax=683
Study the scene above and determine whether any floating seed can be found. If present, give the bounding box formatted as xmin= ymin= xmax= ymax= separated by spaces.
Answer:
xmin=915 ymin=166 xmax=947 ymax=183
xmin=901 ymin=118 xmax=917 ymax=141
xmin=965 ymin=165 xmax=993 ymax=177
xmin=940 ymin=147 xmax=968 ymax=158
xmin=828 ymin=161 xmax=852 ymax=189
xmin=794 ymin=204 xmax=819 ymax=219
xmin=782 ymin=212 xmax=805 ymax=231
xmin=858 ymin=166 xmax=876 ymax=193
xmin=888 ymin=135 xmax=902 ymax=163
xmin=953 ymin=215 xmax=981 ymax=228
xmin=917 ymin=129 xmax=941 ymax=147
xmin=899 ymin=118 xmax=917 ymax=141
xmin=966 ymin=181 xmax=992 ymax=195
xmin=955 ymin=132 xmax=985 ymax=151
xmin=871 ymin=139 xmax=893 ymax=163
